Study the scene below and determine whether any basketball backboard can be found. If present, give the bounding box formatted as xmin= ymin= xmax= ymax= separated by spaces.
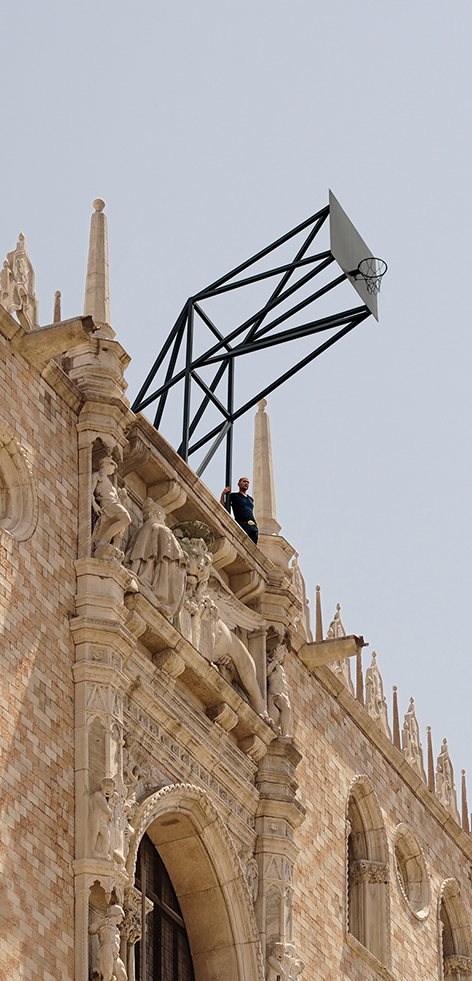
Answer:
xmin=329 ymin=190 xmax=380 ymax=321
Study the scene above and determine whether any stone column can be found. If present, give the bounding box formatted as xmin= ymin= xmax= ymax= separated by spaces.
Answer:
xmin=255 ymin=737 xmax=305 ymax=966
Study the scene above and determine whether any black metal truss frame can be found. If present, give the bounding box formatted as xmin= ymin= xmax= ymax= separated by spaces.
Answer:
xmin=132 ymin=203 xmax=372 ymax=489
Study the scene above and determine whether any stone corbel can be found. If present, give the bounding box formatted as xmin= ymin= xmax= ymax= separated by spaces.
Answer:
xmin=230 ymin=570 xmax=265 ymax=604
xmin=119 ymin=434 xmax=151 ymax=478
xmin=211 ymin=536 xmax=238 ymax=570
xmin=240 ymin=734 xmax=267 ymax=762
xmin=147 ymin=478 xmax=187 ymax=513
xmin=207 ymin=702 xmax=239 ymax=731
xmin=153 ymin=648 xmax=186 ymax=679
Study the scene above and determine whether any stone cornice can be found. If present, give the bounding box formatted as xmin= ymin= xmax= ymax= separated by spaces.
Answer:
xmin=313 ymin=663 xmax=472 ymax=861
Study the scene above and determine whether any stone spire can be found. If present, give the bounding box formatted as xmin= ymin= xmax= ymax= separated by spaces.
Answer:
xmin=392 ymin=687 xmax=401 ymax=749
xmin=252 ymin=399 xmax=281 ymax=536
xmin=83 ymin=198 xmax=112 ymax=335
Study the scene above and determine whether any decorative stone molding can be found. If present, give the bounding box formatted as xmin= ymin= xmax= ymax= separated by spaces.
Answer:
xmin=346 ymin=774 xmax=391 ymax=969
xmin=126 ymin=783 xmax=265 ymax=981
xmin=124 ymin=702 xmax=254 ymax=825
xmin=393 ymin=823 xmax=431 ymax=920
xmin=0 ymin=424 xmax=37 ymax=540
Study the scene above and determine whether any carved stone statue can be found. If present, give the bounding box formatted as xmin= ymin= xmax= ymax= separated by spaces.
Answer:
xmin=174 ymin=522 xmax=267 ymax=717
xmin=89 ymin=778 xmax=115 ymax=858
xmin=267 ymin=643 xmax=291 ymax=736
xmin=402 ymin=697 xmax=426 ymax=782
xmin=365 ymin=652 xmax=391 ymax=739
xmin=241 ymin=850 xmax=259 ymax=904
xmin=0 ymin=233 xmax=39 ymax=329
xmin=125 ymin=499 xmax=187 ymax=616
xmin=266 ymin=942 xmax=304 ymax=981
xmin=92 ymin=457 xmax=131 ymax=559
xmin=89 ymin=904 xmax=127 ymax=981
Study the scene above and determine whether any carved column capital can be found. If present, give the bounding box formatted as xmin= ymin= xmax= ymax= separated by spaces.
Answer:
xmin=349 ymin=859 xmax=390 ymax=885
xmin=445 ymin=955 xmax=472 ymax=977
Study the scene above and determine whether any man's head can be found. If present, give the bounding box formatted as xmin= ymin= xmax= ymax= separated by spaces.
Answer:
xmin=238 ymin=477 xmax=250 ymax=493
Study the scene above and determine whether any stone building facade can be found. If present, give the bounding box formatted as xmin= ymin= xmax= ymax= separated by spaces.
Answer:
xmin=1 ymin=202 xmax=472 ymax=981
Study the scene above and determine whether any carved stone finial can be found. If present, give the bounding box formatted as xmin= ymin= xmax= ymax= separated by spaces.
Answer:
xmin=402 ymin=696 xmax=426 ymax=782
xmin=53 ymin=290 xmax=61 ymax=324
xmin=462 ymin=770 xmax=469 ymax=834
xmin=0 ymin=232 xmax=39 ymax=329
xmin=327 ymin=603 xmax=354 ymax=694
xmin=392 ymin=686 xmax=401 ymax=749
xmin=427 ymin=726 xmax=435 ymax=792
xmin=252 ymin=397 xmax=281 ymax=536
xmin=84 ymin=198 xmax=111 ymax=331
xmin=365 ymin=651 xmax=391 ymax=739
xmin=315 ymin=585 xmax=323 ymax=643
xmin=436 ymin=738 xmax=460 ymax=822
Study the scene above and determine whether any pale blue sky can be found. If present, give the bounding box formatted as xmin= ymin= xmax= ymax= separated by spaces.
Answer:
xmin=2 ymin=1 xmax=472 ymax=793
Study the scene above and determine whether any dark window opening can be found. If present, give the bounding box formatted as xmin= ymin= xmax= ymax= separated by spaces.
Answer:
xmin=135 ymin=833 xmax=195 ymax=981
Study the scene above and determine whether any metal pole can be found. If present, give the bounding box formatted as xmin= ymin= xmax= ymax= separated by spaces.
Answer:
xmin=180 ymin=304 xmax=194 ymax=462
xmin=224 ymin=359 xmax=234 ymax=508
xmin=132 ymin=306 xmax=186 ymax=412
xmin=195 ymin=421 xmax=231 ymax=476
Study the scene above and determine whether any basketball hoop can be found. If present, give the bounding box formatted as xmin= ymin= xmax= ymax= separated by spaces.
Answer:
xmin=350 ymin=257 xmax=387 ymax=296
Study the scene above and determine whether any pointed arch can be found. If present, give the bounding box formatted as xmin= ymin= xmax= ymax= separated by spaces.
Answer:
xmin=346 ymin=775 xmax=390 ymax=967
xmin=126 ymin=783 xmax=264 ymax=981
xmin=438 ymin=878 xmax=472 ymax=980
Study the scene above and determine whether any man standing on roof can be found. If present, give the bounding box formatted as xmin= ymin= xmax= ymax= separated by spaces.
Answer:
xmin=220 ymin=477 xmax=259 ymax=545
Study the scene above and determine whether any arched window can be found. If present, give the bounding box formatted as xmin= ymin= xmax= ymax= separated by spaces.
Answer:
xmin=135 ymin=833 xmax=195 ymax=981
xmin=347 ymin=777 xmax=390 ymax=966
xmin=439 ymin=879 xmax=472 ymax=981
